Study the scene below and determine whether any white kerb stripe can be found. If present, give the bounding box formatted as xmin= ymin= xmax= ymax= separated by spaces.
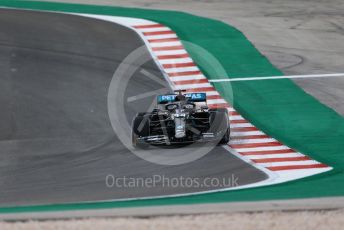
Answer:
xmin=165 ymin=66 xmax=200 ymax=73
xmin=203 ymin=91 xmax=220 ymax=96
xmin=149 ymin=41 xmax=183 ymax=48
xmin=206 ymin=99 xmax=228 ymax=105
xmin=230 ymin=115 xmax=244 ymax=120
xmin=231 ymin=130 xmax=265 ymax=136
xmin=277 ymin=168 xmax=331 ymax=176
xmin=235 ymin=145 xmax=290 ymax=153
xmin=230 ymin=138 xmax=277 ymax=144
xmin=174 ymin=83 xmax=212 ymax=90
xmin=157 ymin=58 xmax=194 ymax=65
xmin=231 ymin=123 xmax=255 ymax=128
xmin=166 ymin=75 xmax=205 ymax=81
xmin=258 ymin=160 xmax=320 ymax=167
xmin=246 ymin=152 xmax=305 ymax=160
xmin=154 ymin=49 xmax=187 ymax=56
xmin=145 ymin=34 xmax=177 ymax=40
xmin=135 ymin=27 xmax=171 ymax=33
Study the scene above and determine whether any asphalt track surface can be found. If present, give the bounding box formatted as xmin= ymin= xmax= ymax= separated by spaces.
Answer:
xmin=0 ymin=9 xmax=267 ymax=206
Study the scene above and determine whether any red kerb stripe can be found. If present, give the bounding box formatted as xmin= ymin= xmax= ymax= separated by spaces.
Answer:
xmin=253 ymin=156 xmax=311 ymax=163
xmin=172 ymin=79 xmax=208 ymax=85
xmin=158 ymin=53 xmax=190 ymax=60
xmin=231 ymin=127 xmax=258 ymax=132
xmin=133 ymin=24 xmax=164 ymax=29
xmin=208 ymin=103 xmax=230 ymax=109
xmin=148 ymin=38 xmax=179 ymax=43
xmin=143 ymin=30 xmax=174 ymax=36
xmin=267 ymin=164 xmax=328 ymax=171
xmin=186 ymin=87 xmax=215 ymax=92
xmin=231 ymin=120 xmax=249 ymax=124
xmin=152 ymin=45 xmax=184 ymax=51
xmin=239 ymin=149 xmax=295 ymax=156
xmin=207 ymin=95 xmax=223 ymax=100
xmin=231 ymin=135 xmax=270 ymax=140
xmin=229 ymin=111 xmax=240 ymax=116
xmin=230 ymin=142 xmax=283 ymax=149
xmin=163 ymin=62 xmax=196 ymax=68
xmin=169 ymin=71 xmax=202 ymax=77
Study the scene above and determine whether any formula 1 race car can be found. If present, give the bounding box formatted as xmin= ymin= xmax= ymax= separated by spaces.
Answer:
xmin=132 ymin=90 xmax=230 ymax=148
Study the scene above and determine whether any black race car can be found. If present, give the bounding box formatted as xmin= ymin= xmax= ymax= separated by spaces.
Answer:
xmin=132 ymin=90 xmax=230 ymax=148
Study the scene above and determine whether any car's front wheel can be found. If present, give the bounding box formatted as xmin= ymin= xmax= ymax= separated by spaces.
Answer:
xmin=209 ymin=108 xmax=230 ymax=145
xmin=132 ymin=115 xmax=150 ymax=149
xmin=219 ymin=128 xmax=230 ymax=144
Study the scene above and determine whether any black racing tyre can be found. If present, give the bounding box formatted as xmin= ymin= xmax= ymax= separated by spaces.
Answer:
xmin=132 ymin=115 xmax=150 ymax=149
xmin=209 ymin=109 xmax=230 ymax=144
xmin=209 ymin=108 xmax=228 ymax=113
xmin=209 ymin=109 xmax=228 ymax=129
xmin=219 ymin=127 xmax=230 ymax=144
xmin=137 ymin=112 xmax=149 ymax=117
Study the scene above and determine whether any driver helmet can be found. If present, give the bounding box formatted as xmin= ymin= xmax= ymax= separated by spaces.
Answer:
xmin=175 ymin=94 xmax=186 ymax=102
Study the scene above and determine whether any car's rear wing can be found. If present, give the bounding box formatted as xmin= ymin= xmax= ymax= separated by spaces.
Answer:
xmin=157 ymin=93 xmax=207 ymax=104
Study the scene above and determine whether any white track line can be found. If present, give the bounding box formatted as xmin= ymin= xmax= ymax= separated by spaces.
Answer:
xmin=209 ymin=73 xmax=344 ymax=82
